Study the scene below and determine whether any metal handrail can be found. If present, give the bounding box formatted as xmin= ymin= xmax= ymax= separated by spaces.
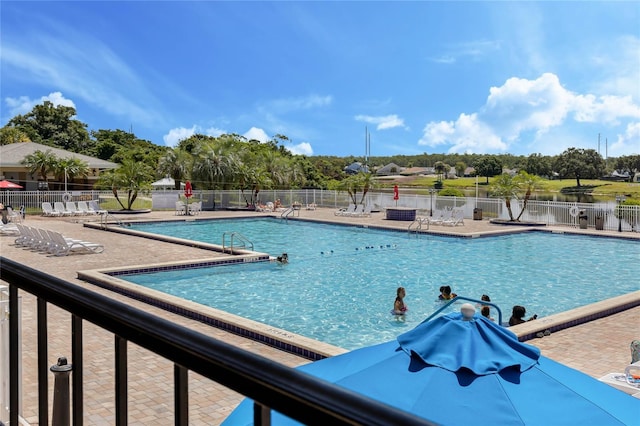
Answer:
xmin=0 ymin=257 xmax=435 ymax=426
xmin=422 ymin=296 xmax=503 ymax=325
xmin=222 ymin=231 xmax=254 ymax=252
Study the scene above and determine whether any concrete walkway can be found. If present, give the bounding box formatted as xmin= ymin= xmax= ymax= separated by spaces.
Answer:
xmin=1 ymin=209 xmax=638 ymax=425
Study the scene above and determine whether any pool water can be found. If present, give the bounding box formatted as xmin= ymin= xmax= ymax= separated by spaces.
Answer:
xmin=125 ymin=218 xmax=640 ymax=350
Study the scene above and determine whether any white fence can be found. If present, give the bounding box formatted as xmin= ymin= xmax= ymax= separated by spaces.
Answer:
xmin=1 ymin=189 xmax=638 ymax=232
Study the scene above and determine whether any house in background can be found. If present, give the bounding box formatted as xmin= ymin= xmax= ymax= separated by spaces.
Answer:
xmin=344 ymin=162 xmax=369 ymax=174
xmin=375 ymin=163 xmax=404 ymax=176
xmin=400 ymin=166 xmax=430 ymax=176
xmin=0 ymin=142 xmax=118 ymax=190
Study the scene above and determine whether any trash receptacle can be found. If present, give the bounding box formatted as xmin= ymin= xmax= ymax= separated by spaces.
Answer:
xmin=473 ymin=208 xmax=482 ymax=221
xmin=579 ymin=211 xmax=588 ymax=229
xmin=595 ymin=216 xmax=604 ymax=230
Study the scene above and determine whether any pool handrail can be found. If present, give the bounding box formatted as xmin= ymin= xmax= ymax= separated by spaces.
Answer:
xmin=422 ymin=296 xmax=503 ymax=325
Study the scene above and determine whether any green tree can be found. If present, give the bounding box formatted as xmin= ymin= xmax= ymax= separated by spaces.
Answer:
xmin=338 ymin=172 xmax=376 ymax=205
xmin=554 ymin=148 xmax=605 ymax=187
xmin=0 ymin=126 xmax=30 ymax=145
xmin=157 ymin=148 xmax=193 ymax=189
xmin=474 ymin=156 xmax=503 ymax=184
xmin=513 ymin=171 xmax=545 ymax=221
xmin=96 ymin=159 xmax=153 ymax=210
xmin=524 ymin=153 xmax=552 ymax=178
xmin=22 ymin=149 xmax=57 ymax=184
xmin=54 ymin=157 xmax=90 ymax=191
xmin=489 ymin=173 xmax=520 ymax=221
xmin=455 ymin=161 xmax=466 ymax=177
xmin=8 ymin=101 xmax=91 ymax=152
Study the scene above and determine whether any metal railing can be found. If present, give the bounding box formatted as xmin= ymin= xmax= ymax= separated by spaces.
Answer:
xmin=0 ymin=258 xmax=435 ymax=425
xmin=1 ymin=189 xmax=639 ymax=232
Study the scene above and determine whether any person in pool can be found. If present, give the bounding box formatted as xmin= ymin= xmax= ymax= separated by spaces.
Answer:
xmin=276 ymin=253 xmax=288 ymax=264
xmin=508 ymin=305 xmax=537 ymax=326
xmin=393 ymin=286 xmax=408 ymax=319
xmin=438 ymin=285 xmax=457 ymax=300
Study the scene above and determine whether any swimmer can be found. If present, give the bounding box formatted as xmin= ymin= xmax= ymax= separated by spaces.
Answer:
xmin=392 ymin=286 xmax=408 ymax=320
xmin=276 ymin=253 xmax=289 ymax=264
xmin=438 ymin=285 xmax=457 ymax=301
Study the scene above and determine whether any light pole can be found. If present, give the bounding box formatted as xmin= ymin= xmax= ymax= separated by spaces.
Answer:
xmin=616 ymin=195 xmax=626 ymax=232
xmin=429 ymin=188 xmax=438 ymax=216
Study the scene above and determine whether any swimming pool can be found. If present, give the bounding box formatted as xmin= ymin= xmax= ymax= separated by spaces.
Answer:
xmin=123 ymin=218 xmax=640 ymax=350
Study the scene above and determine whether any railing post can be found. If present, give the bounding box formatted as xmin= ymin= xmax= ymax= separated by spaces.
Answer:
xmin=51 ymin=356 xmax=73 ymax=426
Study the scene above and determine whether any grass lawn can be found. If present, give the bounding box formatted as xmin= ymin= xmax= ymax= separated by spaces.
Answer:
xmin=377 ymin=176 xmax=640 ymax=199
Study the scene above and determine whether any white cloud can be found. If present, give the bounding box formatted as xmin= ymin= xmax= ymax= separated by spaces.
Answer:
xmin=205 ymin=127 xmax=226 ymax=137
xmin=268 ymin=94 xmax=333 ymax=114
xmin=430 ymin=39 xmax=501 ymax=64
xmin=288 ymin=142 xmax=313 ymax=156
xmin=419 ymin=113 xmax=507 ymax=153
xmin=355 ymin=114 xmax=406 ymax=130
xmin=243 ymin=127 xmax=270 ymax=142
xmin=610 ymin=122 xmax=640 ymax=156
xmin=419 ymin=72 xmax=640 ymax=155
xmin=163 ymin=126 xmax=197 ymax=147
xmin=5 ymin=92 xmax=76 ymax=117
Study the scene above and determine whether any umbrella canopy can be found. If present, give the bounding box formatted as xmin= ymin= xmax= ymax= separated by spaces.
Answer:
xmin=184 ymin=180 xmax=193 ymax=198
xmin=393 ymin=185 xmax=399 ymax=201
xmin=223 ymin=309 xmax=639 ymax=426
xmin=0 ymin=179 xmax=22 ymax=189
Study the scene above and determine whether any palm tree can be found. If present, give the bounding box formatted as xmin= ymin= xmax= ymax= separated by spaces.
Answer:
xmin=513 ymin=171 xmax=545 ymax=221
xmin=157 ymin=148 xmax=192 ymax=189
xmin=53 ymin=157 xmax=90 ymax=191
xmin=22 ymin=149 xmax=57 ymax=185
xmin=489 ymin=173 xmax=520 ymax=221
xmin=96 ymin=159 xmax=153 ymax=210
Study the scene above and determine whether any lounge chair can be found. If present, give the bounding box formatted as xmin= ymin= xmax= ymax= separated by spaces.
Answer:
xmin=0 ymin=223 xmax=20 ymax=235
xmin=428 ymin=207 xmax=452 ymax=225
xmin=66 ymin=201 xmax=84 ymax=216
xmin=88 ymin=200 xmax=108 ymax=215
xmin=47 ymin=230 xmax=104 ymax=256
xmin=53 ymin=201 xmax=72 ymax=216
xmin=306 ymin=203 xmax=317 ymax=210
xmin=6 ymin=206 xmax=22 ymax=223
xmin=42 ymin=202 xmax=62 ymax=217
xmin=77 ymin=201 xmax=95 ymax=215
xmin=443 ymin=208 xmax=465 ymax=226
xmin=335 ymin=204 xmax=356 ymax=216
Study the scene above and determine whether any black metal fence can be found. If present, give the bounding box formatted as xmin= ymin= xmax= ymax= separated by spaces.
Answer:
xmin=0 ymin=258 xmax=435 ymax=426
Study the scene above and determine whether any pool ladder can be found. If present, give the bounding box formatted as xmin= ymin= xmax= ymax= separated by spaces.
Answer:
xmin=408 ymin=215 xmax=429 ymax=233
xmin=280 ymin=206 xmax=299 ymax=220
xmin=222 ymin=231 xmax=254 ymax=253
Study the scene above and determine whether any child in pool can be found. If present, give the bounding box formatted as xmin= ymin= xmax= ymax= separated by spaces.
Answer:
xmin=393 ymin=287 xmax=408 ymax=319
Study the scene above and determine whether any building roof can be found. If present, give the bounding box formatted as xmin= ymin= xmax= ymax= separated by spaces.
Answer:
xmin=0 ymin=142 xmax=118 ymax=169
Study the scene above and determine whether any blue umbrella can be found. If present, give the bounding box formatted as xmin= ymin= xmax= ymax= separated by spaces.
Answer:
xmin=223 ymin=307 xmax=640 ymax=425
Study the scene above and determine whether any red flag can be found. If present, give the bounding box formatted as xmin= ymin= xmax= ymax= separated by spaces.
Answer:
xmin=184 ymin=181 xmax=193 ymax=198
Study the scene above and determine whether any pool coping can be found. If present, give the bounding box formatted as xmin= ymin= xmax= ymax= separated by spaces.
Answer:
xmin=79 ymin=215 xmax=640 ymax=360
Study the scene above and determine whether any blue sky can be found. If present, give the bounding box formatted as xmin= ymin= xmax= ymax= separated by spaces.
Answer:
xmin=2 ymin=1 xmax=639 ymax=158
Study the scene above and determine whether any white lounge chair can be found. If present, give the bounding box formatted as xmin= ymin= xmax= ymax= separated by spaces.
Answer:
xmin=54 ymin=201 xmax=72 ymax=216
xmin=77 ymin=201 xmax=95 ymax=215
xmin=345 ymin=204 xmax=365 ymax=217
xmin=6 ymin=206 xmax=22 ymax=223
xmin=47 ymin=230 xmax=104 ymax=256
xmin=42 ymin=202 xmax=62 ymax=217
xmin=335 ymin=204 xmax=356 ymax=216
xmin=88 ymin=200 xmax=108 ymax=215
xmin=443 ymin=208 xmax=465 ymax=226
xmin=0 ymin=223 xmax=20 ymax=235
xmin=66 ymin=201 xmax=84 ymax=216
